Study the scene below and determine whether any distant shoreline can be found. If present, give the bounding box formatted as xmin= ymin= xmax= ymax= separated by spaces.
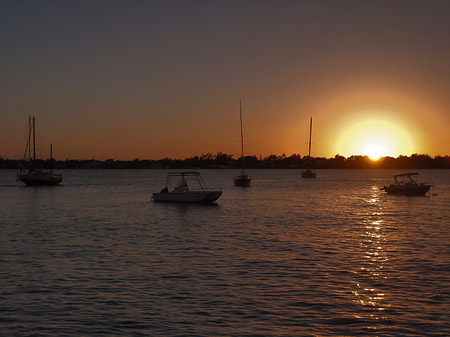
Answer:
xmin=2 ymin=153 xmax=449 ymax=170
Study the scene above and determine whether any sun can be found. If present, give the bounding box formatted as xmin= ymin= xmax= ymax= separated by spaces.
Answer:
xmin=364 ymin=142 xmax=387 ymax=161
xmin=335 ymin=113 xmax=415 ymax=158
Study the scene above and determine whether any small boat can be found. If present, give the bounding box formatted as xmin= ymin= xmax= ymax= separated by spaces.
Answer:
xmin=234 ymin=173 xmax=251 ymax=187
xmin=153 ymin=172 xmax=222 ymax=203
xmin=301 ymin=168 xmax=316 ymax=178
xmin=302 ymin=117 xmax=316 ymax=178
xmin=17 ymin=116 xmax=63 ymax=186
xmin=234 ymin=100 xmax=251 ymax=187
xmin=18 ymin=169 xmax=63 ymax=186
xmin=381 ymin=173 xmax=432 ymax=196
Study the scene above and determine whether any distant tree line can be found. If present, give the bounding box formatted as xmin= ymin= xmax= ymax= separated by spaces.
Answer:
xmin=1 ymin=153 xmax=449 ymax=169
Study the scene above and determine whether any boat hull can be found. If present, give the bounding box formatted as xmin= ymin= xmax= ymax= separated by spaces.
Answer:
xmin=152 ymin=190 xmax=222 ymax=203
xmin=234 ymin=175 xmax=251 ymax=187
xmin=382 ymin=184 xmax=431 ymax=196
xmin=302 ymin=169 xmax=316 ymax=178
xmin=18 ymin=172 xmax=63 ymax=186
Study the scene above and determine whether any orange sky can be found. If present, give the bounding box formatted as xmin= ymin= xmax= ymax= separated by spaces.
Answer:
xmin=1 ymin=1 xmax=449 ymax=160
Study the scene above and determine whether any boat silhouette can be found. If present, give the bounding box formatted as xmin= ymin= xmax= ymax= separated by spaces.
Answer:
xmin=17 ymin=116 xmax=63 ymax=186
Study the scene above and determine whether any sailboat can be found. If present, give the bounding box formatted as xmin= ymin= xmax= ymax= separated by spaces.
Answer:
xmin=17 ymin=116 xmax=63 ymax=186
xmin=233 ymin=100 xmax=251 ymax=187
xmin=302 ymin=117 xmax=316 ymax=178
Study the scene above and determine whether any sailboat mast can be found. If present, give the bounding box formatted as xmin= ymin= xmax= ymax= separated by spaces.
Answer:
xmin=308 ymin=117 xmax=312 ymax=158
xmin=32 ymin=116 xmax=36 ymax=168
xmin=240 ymin=100 xmax=245 ymax=173
xmin=28 ymin=116 xmax=31 ymax=162
xmin=50 ymin=143 xmax=53 ymax=173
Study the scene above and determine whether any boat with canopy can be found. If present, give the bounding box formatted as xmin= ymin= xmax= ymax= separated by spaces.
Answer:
xmin=153 ymin=172 xmax=222 ymax=203
xmin=381 ymin=173 xmax=432 ymax=196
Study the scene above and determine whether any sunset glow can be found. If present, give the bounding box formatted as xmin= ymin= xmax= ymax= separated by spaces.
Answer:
xmin=364 ymin=142 xmax=387 ymax=161
xmin=335 ymin=114 xmax=416 ymax=159
xmin=2 ymin=2 xmax=450 ymax=336
xmin=1 ymin=1 xmax=449 ymax=160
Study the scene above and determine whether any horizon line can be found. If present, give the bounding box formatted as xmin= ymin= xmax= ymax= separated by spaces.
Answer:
xmin=2 ymin=153 xmax=450 ymax=162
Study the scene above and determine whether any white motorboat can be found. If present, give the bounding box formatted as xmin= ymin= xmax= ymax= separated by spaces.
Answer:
xmin=153 ymin=172 xmax=222 ymax=203
xmin=17 ymin=116 xmax=63 ymax=186
xmin=234 ymin=100 xmax=251 ymax=187
xmin=381 ymin=173 xmax=432 ymax=196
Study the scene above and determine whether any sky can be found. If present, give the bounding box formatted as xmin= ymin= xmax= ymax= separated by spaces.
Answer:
xmin=1 ymin=0 xmax=449 ymax=160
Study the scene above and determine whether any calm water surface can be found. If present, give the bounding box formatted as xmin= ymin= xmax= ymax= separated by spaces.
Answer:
xmin=1 ymin=169 xmax=449 ymax=336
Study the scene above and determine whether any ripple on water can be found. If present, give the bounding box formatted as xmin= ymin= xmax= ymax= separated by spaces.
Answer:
xmin=0 ymin=169 xmax=449 ymax=336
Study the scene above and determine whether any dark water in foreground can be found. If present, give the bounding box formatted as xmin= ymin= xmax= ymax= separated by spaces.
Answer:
xmin=1 ymin=169 xmax=449 ymax=336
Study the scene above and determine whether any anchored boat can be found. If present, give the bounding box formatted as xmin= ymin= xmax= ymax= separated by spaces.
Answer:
xmin=302 ymin=117 xmax=316 ymax=178
xmin=381 ymin=173 xmax=432 ymax=196
xmin=17 ymin=116 xmax=63 ymax=186
xmin=234 ymin=100 xmax=251 ymax=187
xmin=153 ymin=172 xmax=222 ymax=203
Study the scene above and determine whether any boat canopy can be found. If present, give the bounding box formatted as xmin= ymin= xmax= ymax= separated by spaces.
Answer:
xmin=167 ymin=172 xmax=201 ymax=176
xmin=394 ymin=173 xmax=418 ymax=178
xmin=164 ymin=171 xmax=212 ymax=191
xmin=393 ymin=173 xmax=421 ymax=185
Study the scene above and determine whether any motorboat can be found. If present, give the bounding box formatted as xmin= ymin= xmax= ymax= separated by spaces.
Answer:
xmin=153 ymin=172 xmax=222 ymax=203
xmin=302 ymin=117 xmax=316 ymax=178
xmin=234 ymin=100 xmax=251 ymax=187
xmin=381 ymin=173 xmax=432 ymax=196
xmin=17 ymin=116 xmax=63 ymax=186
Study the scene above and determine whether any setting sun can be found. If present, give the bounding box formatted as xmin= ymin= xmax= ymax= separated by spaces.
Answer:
xmin=335 ymin=113 xmax=416 ymax=158
xmin=364 ymin=142 xmax=387 ymax=161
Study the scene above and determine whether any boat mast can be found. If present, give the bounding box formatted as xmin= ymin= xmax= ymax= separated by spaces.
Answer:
xmin=20 ymin=116 xmax=32 ymax=173
xmin=28 ymin=116 xmax=32 ymax=162
xmin=50 ymin=143 xmax=53 ymax=173
xmin=32 ymin=116 xmax=36 ymax=169
xmin=240 ymin=100 xmax=245 ymax=175
xmin=308 ymin=117 xmax=312 ymax=158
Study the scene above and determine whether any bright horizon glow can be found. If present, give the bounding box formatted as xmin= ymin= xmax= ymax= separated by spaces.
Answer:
xmin=1 ymin=2 xmax=449 ymax=160
xmin=364 ymin=142 xmax=387 ymax=161
xmin=335 ymin=114 xmax=416 ymax=159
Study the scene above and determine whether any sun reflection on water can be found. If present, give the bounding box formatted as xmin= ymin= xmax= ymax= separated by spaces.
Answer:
xmin=351 ymin=185 xmax=391 ymax=326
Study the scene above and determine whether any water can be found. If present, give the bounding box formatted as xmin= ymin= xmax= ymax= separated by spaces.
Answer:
xmin=1 ymin=169 xmax=449 ymax=336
